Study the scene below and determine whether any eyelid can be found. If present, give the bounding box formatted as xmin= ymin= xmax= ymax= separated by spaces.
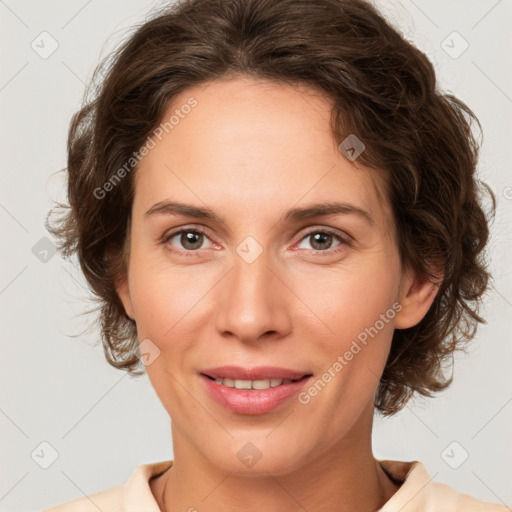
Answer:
xmin=292 ymin=225 xmax=353 ymax=251
xmin=162 ymin=224 xmax=353 ymax=255
xmin=296 ymin=224 xmax=352 ymax=241
xmin=162 ymin=224 xmax=216 ymax=247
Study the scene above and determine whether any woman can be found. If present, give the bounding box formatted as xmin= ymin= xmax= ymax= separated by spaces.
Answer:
xmin=43 ymin=0 xmax=506 ymax=510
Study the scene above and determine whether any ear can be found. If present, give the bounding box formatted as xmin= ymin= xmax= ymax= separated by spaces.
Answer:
xmin=107 ymin=246 xmax=135 ymax=321
xmin=394 ymin=265 xmax=443 ymax=330
xmin=116 ymin=274 xmax=135 ymax=321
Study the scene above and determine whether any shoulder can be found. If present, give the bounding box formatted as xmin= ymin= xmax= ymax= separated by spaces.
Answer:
xmin=42 ymin=484 xmax=124 ymax=512
xmin=379 ymin=460 xmax=509 ymax=512
xmin=423 ymin=480 xmax=509 ymax=511
xmin=41 ymin=460 xmax=173 ymax=512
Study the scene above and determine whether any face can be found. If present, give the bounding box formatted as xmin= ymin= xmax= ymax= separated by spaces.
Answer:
xmin=117 ymin=76 xmax=437 ymax=475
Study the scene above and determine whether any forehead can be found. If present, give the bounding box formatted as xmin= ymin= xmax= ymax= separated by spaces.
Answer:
xmin=133 ymin=76 xmax=390 ymax=229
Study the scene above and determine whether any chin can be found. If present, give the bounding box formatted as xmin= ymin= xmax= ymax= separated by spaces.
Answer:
xmin=200 ymin=433 xmax=313 ymax=477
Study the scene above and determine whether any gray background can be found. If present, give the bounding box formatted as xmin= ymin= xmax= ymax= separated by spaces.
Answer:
xmin=1 ymin=0 xmax=511 ymax=510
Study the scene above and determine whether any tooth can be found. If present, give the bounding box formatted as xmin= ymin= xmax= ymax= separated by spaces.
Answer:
xmin=234 ymin=379 xmax=252 ymax=389
xmin=252 ymin=379 xmax=271 ymax=390
xmin=214 ymin=377 xmax=294 ymax=389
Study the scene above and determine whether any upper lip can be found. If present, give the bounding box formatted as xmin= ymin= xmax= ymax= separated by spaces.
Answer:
xmin=200 ymin=366 xmax=312 ymax=381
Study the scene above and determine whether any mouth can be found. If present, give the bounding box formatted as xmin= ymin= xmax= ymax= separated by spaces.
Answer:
xmin=198 ymin=368 xmax=314 ymax=415
xmin=200 ymin=373 xmax=312 ymax=390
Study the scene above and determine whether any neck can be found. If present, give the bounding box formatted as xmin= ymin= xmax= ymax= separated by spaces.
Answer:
xmin=152 ymin=409 xmax=401 ymax=512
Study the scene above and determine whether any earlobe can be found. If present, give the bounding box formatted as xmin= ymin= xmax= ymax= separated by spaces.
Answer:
xmin=107 ymin=243 xmax=135 ymax=321
xmin=116 ymin=276 xmax=135 ymax=320
xmin=114 ymin=273 xmax=135 ymax=321
xmin=394 ymin=267 xmax=443 ymax=330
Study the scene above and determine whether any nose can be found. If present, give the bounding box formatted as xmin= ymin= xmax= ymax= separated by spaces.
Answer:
xmin=214 ymin=246 xmax=293 ymax=345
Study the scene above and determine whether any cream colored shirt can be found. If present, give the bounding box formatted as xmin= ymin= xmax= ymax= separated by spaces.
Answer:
xmin=42 ymin=459 xmax=508 ymax=511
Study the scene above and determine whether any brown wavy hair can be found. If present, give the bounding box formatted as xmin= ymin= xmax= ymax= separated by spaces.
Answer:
xmin=46 ymin=0 xmax=495 ymax=415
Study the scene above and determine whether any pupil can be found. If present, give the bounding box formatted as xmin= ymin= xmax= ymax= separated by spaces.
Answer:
xmin=182 ymin=231 xmax=202 ymax=250
xmin=312 ymin=232 xmax=331 ymax=250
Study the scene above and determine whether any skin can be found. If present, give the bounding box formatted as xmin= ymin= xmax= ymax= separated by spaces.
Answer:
xmin=116 ymin=75 xmax=440 ymax=512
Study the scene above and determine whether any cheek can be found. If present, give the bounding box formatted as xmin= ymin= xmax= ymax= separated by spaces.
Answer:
xmin=126 ymin=252 xmax=202 ymax=411
xmin=127 ymin=245 xmax=203 ymax=336
xmin=295 ymin=258 xmax=400 ymax=344
xmin=296 ymin=268 xmax=399 ymax=415
xmin=290 ymin=255 xmax=401 ymax=409
xmin=126 ymin=249 xmax=220 ymax=379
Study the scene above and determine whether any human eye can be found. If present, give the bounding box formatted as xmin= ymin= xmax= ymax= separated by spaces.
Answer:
xmin=294 ymin=227 xmax=352 ymax=256
xmin=160 ymin=226 xmax=218 ymax=257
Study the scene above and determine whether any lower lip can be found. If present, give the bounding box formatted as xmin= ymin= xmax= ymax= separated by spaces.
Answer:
xmin=199 ymin=374 xmax=313 ymax=415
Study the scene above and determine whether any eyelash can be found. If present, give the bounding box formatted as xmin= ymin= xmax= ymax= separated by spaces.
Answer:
xmin=161 ymin=226 xmax=352 ymax=258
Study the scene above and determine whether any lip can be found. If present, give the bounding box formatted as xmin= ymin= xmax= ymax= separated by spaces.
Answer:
xmin=200 ymin=365 xmax=310 ymax=381
xmin=199 ymin=366 xmax=313 ymax=415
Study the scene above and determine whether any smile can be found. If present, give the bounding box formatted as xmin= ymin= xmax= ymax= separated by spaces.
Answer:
xmin=200 ymin=373 xmax=313 ymax=415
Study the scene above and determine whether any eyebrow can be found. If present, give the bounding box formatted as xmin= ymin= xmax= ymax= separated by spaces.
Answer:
xmin=145 ymin=200 xmax=374 ymax=226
